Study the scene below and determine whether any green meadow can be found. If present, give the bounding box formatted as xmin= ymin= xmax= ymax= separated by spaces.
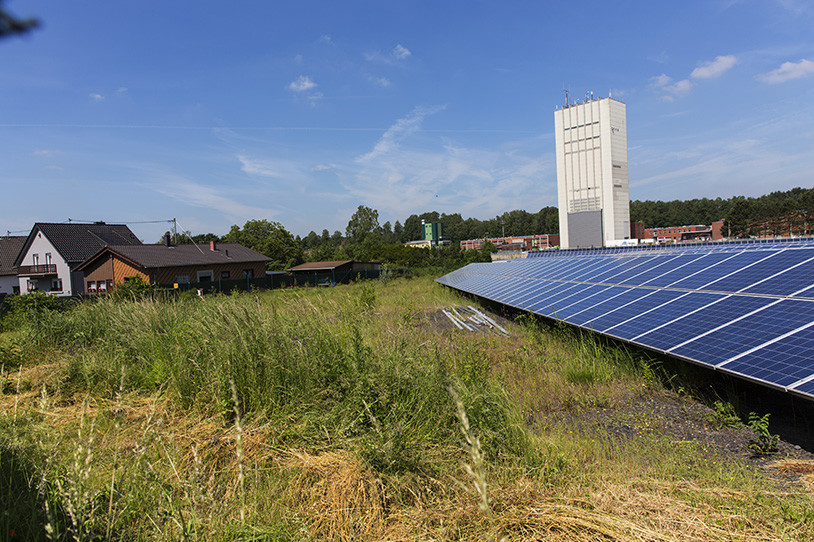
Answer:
xmin=1 ymin=276 xmax=812 ymax=541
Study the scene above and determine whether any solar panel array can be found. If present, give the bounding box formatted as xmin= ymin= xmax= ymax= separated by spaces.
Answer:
xmin=437 ymin=239 xmax=814 ymax=400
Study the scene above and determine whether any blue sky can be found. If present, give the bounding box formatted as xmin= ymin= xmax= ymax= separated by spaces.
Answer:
xmin=2 ymin=0 xmax=813 ymax=241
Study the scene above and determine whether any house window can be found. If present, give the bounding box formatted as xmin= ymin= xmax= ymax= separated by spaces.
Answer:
xmin=196 ymin=270 xmax=214 ymax=282
xmin=27 ymin=279 xmax=38 ymax=291
xmin=45 ymin=253 xmax=52 ymax=265
xmin=87 ymin=281 xmax=97 ymax=293
xmin=32 ymin=253 xmax=39 ymax=265
xmin=176 ymin=275 xmax=190 ymax=284
xmin=98 ymin=281 xmax=107 ymax=292
xmin=242 ymin=269 xmax=254 ymax=279
xmin=51 ymin=278 xmax=63 ymax=291
xmin=221 ymin=271 xmax=230 ymax=279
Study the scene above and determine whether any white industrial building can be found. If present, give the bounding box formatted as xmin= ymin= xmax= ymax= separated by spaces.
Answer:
xmin=554 ymin=95 xmax=630 ymax=249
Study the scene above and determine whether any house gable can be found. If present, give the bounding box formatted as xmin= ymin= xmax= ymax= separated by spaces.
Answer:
xmin=14 ymin=223 xmax=142 ymax=296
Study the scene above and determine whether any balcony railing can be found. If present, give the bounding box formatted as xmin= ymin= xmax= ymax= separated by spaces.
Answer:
xmin=17 ymin=264 xmax=57 ymax=276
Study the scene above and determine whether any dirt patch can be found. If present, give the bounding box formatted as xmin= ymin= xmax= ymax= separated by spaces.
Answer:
xmin=536 ymin=385 xmax=814 ymax=488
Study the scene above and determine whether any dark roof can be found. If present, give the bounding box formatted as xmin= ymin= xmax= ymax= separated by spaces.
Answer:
xmin=76 ymin=243 xmax=271 ymax=271
xmin=0 ymin=236 xmax=26 ymax=276
xmin=288 ymin=260 xmax=353 ymax=272
xmin=14 ymin=222 xmax=142 ymax=266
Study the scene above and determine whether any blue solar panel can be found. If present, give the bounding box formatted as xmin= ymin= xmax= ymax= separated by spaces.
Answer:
xmin=740 ymin=252 xmax=814 ymax=296
xmin=617 ymin=254 xmax=684 ymax=286
xmin=794 ymin=377 xmax=814 ymax=396
xmin=594 ymin=289 xmax=688 ymax=337
xmin=565 ymin=287 xmax=645 ymax=328
xmin=639 ymin=252 xmax=736 ymax=288
xmin=667 ymin=251 xmax=772 ymax=290
xmin=437 ymin=238 xmax=814 ymax=399
xmin=672 ymin=299 xmax=814 ymax=365
xmin=558 ymin=258 xmax=617 ymax=281
xmin=723 ymin=324 xmax=814 ymax=388
xmin=699 ymin=249 xmax=814 ymax=293
xmin=604 ymin=291 xmax=723 ymax=339
xmin=538 ymin=284 xmax=609 ymax=317
xmin=563 ymin=286 xmax=641 ymax=325
xmin=633 ymin=295 xmax=775 ymax=353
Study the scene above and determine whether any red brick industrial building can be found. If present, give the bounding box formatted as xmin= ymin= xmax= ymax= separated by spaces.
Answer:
xmin=644 ymin=220 xmax=724 ymax=243
xmin=460 ymin=234 xmax=560 ymax=251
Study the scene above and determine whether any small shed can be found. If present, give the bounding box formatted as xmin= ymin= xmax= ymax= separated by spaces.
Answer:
xmin=287 ymin=260 xmax=381 ymax=285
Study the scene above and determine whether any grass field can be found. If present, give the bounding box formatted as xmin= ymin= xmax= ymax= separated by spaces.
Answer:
xmin=2 ymin=276 xmax=813 ymax=541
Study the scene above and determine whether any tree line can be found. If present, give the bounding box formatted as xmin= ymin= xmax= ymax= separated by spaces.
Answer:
xmin=164 ymin=186 xmax=812 ymax=270
xmin=630 ymin=187 xmax=813 ymax=236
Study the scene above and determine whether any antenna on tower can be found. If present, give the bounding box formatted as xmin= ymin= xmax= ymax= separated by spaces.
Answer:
xmin=563 ymin=87 xmax=569 ymax=107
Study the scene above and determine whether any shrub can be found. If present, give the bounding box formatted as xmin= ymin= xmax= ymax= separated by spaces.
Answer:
xmin=111 ymin=276 xmax=153 ymax=301
xmin=2 ymin=292 xmax=72 ymax=330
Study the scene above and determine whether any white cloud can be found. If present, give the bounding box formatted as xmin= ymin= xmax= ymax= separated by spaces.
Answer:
xmin=650 ymin=74 xmax=692 ymax=101
xmin=344 ymin=107 xmax=555 ymax=221
xmin=650 ymin=74 xmax=672 ymax=87
xmin=238 ymin=155 xmax=285 ymax=178
xmin=319 ymin=34 xmax=334 ymax=45
xmin=631 ymin=107 xmax=814 ymax=201
xmin=368 ymin=75 xmax=391 ymax=87
xmin=149 ymin=176 xmax=277 ymax=221
xmin=774 ymin=0 xmax=810 ymax=15
xmin=306 ymin=91 xmax=323 ymax=107
xmin=311 ymin=164 xmax=332 ymax=172
xmin=690 ymin=55 xmax=737 ymax=79
xmin=236 ymin=154 xmax=317 ymax=192
xmin=650 ymin=55 xmax=735 ymax=102
xmin=364 ymin=44 xmax=413 ymax=64
xmin=757 ymin=59 xmax=814 ymax=83
xmin=288 ymin=75 xmax=317 ymax=92
xmin=358 ymin=105 xmax=446 ymax=162
xmin=665 ymin=79 xmax=693 ymax=95
xmin=393 ymin=44 xmax=411 ymax=59
xmin=90 ymin=93 xmax=104 ymax=101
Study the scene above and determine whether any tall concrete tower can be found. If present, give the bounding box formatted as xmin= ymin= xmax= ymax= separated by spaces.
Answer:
xmin=554 ymin=96 xmax=630 ymax=249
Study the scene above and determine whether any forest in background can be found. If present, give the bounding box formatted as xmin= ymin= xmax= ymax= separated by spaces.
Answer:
xmin=168 ymin=186 xmax=813 ymax=269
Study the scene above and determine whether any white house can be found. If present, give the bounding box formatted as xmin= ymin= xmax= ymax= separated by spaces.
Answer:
xmin=0 ymin=236 xmax=26 ymax=295
xmin=14 ymin=222 xmax=141 ymax=296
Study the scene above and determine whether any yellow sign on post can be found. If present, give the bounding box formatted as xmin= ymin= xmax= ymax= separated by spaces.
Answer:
xmin=173 ymin=283 xmax=179 ymax=289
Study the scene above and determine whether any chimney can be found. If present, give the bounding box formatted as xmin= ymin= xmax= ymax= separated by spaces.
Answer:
xmin=164 ymin=232 xmax=172 ymax=247
xmin=210 ymin=240 xmax=217 ymax=251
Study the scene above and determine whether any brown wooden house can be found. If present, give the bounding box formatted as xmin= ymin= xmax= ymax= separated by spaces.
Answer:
xmin=76 ymin=241 xmax=271 ymax=292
